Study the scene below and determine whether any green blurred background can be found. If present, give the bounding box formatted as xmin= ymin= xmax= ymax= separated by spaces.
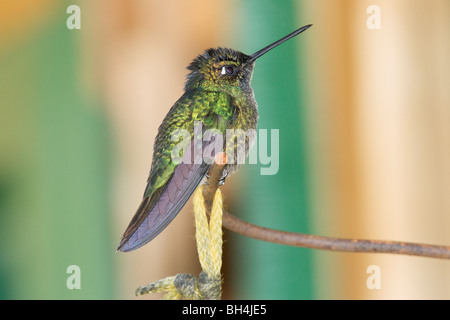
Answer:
xmin=0 ymin=0 xmax=449 ymax=299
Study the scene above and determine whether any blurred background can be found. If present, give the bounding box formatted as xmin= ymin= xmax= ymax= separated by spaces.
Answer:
xmin=0 ymin=0 xmax=449 ymax=299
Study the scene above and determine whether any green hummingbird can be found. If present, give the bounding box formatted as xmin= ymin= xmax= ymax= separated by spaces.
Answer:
xmin=117 ymin=24 xmax=312 ymax=252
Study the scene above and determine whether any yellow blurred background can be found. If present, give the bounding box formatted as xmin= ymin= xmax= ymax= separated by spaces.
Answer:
xmin=0 ymin=0 xmax=449 ymax=299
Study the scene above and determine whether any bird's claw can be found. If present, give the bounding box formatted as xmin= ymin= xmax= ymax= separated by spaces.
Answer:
xmin=218 ymin=170 xmax=228 ymax=186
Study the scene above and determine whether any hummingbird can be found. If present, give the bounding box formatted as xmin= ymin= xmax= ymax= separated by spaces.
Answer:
xmin=117 ymin=24 xmax=312 ymax=252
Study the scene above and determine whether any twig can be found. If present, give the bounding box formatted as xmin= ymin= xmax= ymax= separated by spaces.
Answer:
xmin=204 ymin=163 xmax=450 ymax=260
xmin=222 ymin=212 xmax=450 ymax=259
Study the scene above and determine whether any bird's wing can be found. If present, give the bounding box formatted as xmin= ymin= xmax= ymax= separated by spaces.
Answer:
xmin=117 ymin=90 xmax=236 ymax=252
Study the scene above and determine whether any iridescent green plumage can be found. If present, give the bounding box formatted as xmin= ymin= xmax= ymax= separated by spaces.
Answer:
xmin=118 ymin=25 xmax=312 ymax=252
xmin=144 ymin=87 xmax=246 ymax=198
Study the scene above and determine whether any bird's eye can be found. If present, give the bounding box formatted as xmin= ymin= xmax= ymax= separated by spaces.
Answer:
xmin=221 ymin=66 xmax=235 ymax=76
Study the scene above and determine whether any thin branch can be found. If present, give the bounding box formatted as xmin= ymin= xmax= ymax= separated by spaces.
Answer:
xmin=204 ymin=163 xmax=450 ymax=260
xmin=222 ymin=211 xmax=450 ymax=259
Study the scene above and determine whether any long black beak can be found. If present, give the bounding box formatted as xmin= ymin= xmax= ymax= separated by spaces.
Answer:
xmin=248 ymin=24 xmax=312 ymax=63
